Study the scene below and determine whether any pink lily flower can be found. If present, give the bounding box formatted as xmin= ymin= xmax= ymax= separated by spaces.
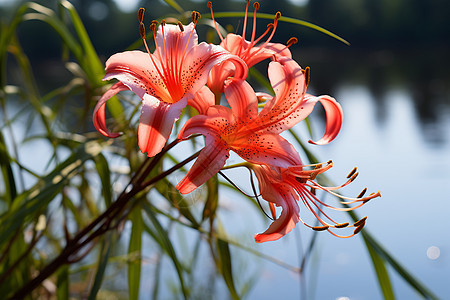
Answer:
xmin=252 ymin=162 xmax=380 ymax=243
xmin=206 ymin=1 xmax=295 ymax=95
xmin=93 ymin=10 xmax=247 ymax=157
xmin=176 ymin=56 xmax=343 ymax=194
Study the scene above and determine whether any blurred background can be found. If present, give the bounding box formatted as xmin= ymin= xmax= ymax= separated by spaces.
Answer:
xmin=1 ymin=0 xmax=449 ymax=299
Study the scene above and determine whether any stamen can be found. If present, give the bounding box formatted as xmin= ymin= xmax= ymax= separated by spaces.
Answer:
xmin=353 ymin=216 xmax=367 ymax=228
xmin=357 ymin=188 xmax=367 ymax=198
xmin=286 ymin=37 xmax=298 ymax=47
xmin=312 ymin=225 xmax=329 ymax=231
xmin=161 ymin=19 xmax=166 ymax=26
xmin=250 ymin=2 xmax=260 ymax=44
xmin=349 ymin=172 xmax=359 ymax=182
xmin=303 ymin=67 xmax=310 ymax=87
xmin=353 ymin=223 xmax=365 ymax=235
xmin=138 ymin=8 xmax=145 ymax=23
xmin=191 ymin=11 xmax=201 ymax=23
xmin=207 ymin=1 xmax=224 ymax=43
xmin=139 ymin=23 xmax=146 ymax=40
xmin=334 ymin=222 xmax=349 ymax=228
xmin=347 ymin=167 xmax=357 ymax=178
xmin=177 ymin=21 xmax=184 ymax=32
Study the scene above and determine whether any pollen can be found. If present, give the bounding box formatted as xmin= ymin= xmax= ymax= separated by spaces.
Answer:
xmin=191 ymin=11 xmax=201 ymax=22
xmin=312 ymin=225 xmax=329 ymax=231
xmin=353 ymin=216 xmax=367 ymax=228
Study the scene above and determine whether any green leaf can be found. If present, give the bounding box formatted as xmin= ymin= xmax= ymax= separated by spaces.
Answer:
xmin=141 ymin=202 xmax=189 ymax=299
xmin=161 ymin=0 xmax=184 ymax=15
xmin=128 ymin=207 xmax=143 ymax=300
xmin=364 ymin=237 xmax=395 ymax=300
xmin=94 ymin=153 xmax=112 ymax=207
xmin=217 ymin=237 xmax=240 ymax=300
xmin=202 ymin=12 xmax=350 ymax=45
xmin=88 ymin=233 xmax=114 ymax=300
xmin=0 ymin=142 xmax=104 ymax=246
xmin=56 ymin=265 xmax=70 ymax=300
xmin=0 ymin=131 xmax=17 ymax=205
xmin=202 ymin=174 xmax=219 ymax=222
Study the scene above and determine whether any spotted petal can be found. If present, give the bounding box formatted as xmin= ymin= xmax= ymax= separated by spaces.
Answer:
xmin=177 ymin=134 xmax=230 ymax=194
xmin=93 ymin=82 xmax=128 ymax=137
xmin=138 ymin=95 xmax=187 ymax=157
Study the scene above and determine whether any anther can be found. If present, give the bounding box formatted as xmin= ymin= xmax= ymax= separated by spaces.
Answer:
xmin=286 ymin=37 xmax=298 ymax=47
xmin=303 ymin=67 xmax=310 ymax=87
xmin=191 ymin=11 xmax=201 ymax=22
xmin=353 ymin=223 xmax=365 ymax=235
xmin=253 ymin=2 xmax=260 ymax=9
xmin=334 ymin=222 xmax=349 ymax=228
xmin=346 ymin=167 xmax=357 ymax=178
xmin=349 ymin=172 xmax=359 ymax=182
xmin=312 ymin=225 xmax=329 ymax=231
xmin=327 ymin=160 xmax=333 ymax=165
xmin=178 ymin=21 xmax=184 ymax=32
xmin=275 ymin=11 xmax=281 ymax=19
xmin=138 ymin=8 xmax=145 ymax=23
xmin=161 ymin=19 xmax=166 ymax=26
xmin=357 ymin=188 xmax=367 ymax=198
xmin=139 ymin=23 xmax=146 ymax=39
xmin=207 ymin=1 xmax=212 ymax=8
xmin=353 ymin=216 xmax=367 ymax=228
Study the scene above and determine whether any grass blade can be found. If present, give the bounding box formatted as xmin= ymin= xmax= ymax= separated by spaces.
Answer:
xmin=128 ymin=207 xmax=143 ymax=300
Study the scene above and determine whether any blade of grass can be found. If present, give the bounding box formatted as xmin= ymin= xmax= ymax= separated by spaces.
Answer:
xmin=88 ymin=233 xmax=114 ymax=300
xmin=141 ymin=201 xmax=189 ymax=300
xmin=128 ymin=207 xmax=143 ymax=300
xmin=217 ymin=237 xmax=240 ymax=300
xmin=202 ymin=12 xmax=350 ymax=45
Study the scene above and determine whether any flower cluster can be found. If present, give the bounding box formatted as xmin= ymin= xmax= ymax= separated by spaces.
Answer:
xmin=93 ymin=1 xmax=380 ymax=243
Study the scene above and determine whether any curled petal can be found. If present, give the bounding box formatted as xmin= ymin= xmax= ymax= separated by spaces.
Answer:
xmin=183 ymin=43 xmax=247 ymax=97
xmin=93 ymin=82 xmax=128 ymax=137
xmin=307 ymin=95 xmax=343 ymax=145
xmin=245 ymin=42 xmax=292 ymax=68
xmin=188 ymin=86 xmax=215 ymax=115
xmin=138 ymin=95 xmax=187 ymax=157
xmin=254 ymin=185 xmax=300 ymax=243
xmin=177 ymin=135 xmax=230 ymax=194
xmin=207 ymin=61 xmax=235 ymax=95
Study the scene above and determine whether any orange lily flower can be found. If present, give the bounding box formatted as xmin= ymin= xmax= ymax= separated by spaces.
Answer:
xmin=252 ymin=162 xmax=381 ymax=243
xmin=177 ymin=56 xmax=343 ymax=194
xmin=93 ymin=10 xmax=247 ymax=157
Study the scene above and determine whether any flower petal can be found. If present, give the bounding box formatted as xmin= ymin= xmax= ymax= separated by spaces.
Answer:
xmin=224 ymin=78 xmax=258 ymax=123
xmin=254 ymin=190 xmax=300 ymax=243
xmin=231 ymin=132 xmax=302 ymax=167
xmin=253 ymin=165 xmax=300 ymax=243
xmin=177 ymin=135 xmax=230 ymax=194
xmin=104 ymin=50 xmax=171 ymax=101
xmin=138 ymin=95 xmax=187 ymax=157
xmin=260 ymin=56 xmax=306 ymax=116
xmin=155 ymin=22 xmax=198 ymax=63
xmin=307 ymin=95 xmax=343 ymax=145
xmin=182 ymin=43 xmax=248 ymax=97
xmin=187 ymin=86 xmax=215 ymax=115
xmin=93 ymin=82 xmax=128 ymax=137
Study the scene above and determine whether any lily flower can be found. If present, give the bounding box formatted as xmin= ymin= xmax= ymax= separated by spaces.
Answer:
xmin=206 ymin=1 xmax=295 ymax=96
xmin=93 ymin=9 xmax=247 ymax=157
xmin=252 ymin=162 xmax=381 ymax=243
xmin=176 ymin=56 xmax=343 ymax=194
